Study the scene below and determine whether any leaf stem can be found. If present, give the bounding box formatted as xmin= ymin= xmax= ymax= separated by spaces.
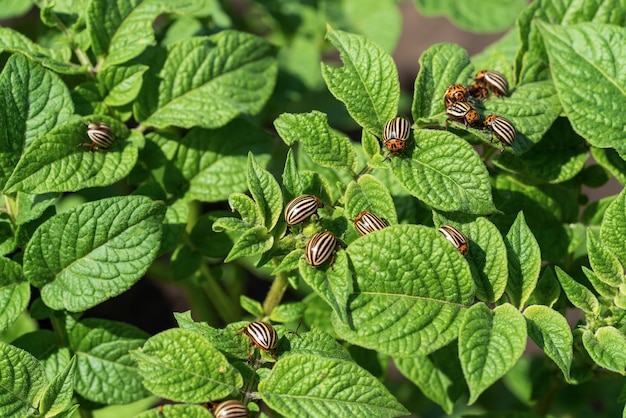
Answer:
xmin=262 ymin=272 xmax=289 ymax=317
xmin=354 ymin=164 xmax=374 ymax=180
xmin=50 ymin=11 xmax=95 ymax=72
xmin=198 ymin=262 xmax=240 ymax=323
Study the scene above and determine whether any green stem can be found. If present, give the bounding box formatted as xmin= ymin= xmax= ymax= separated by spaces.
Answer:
xmin=262 ymin=273 xmax=289 ymax=317
xmin=51 ymin=12 xmax=94 ymax=71
xmin=354 ymin=164 xmax=374 ymax=180
xmin=197 ymin=262 xmax=240 ymax=323
xmin=2 ymin=195 xmax=17 ymax=228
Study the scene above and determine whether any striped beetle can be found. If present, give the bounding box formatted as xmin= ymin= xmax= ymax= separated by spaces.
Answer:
xmin=80 ymin=122 xmax=115 ymax=151
xmin=443 ymin=84 xmax=469 ymax=108
xmin=475 ymin=70 xmax=509 ymax=97
xmin=354 ymin=210 xmax=390 ymax=236
xmin=305 ymin=230 xmax=339 ymax=267
xmin=284 ymin=195 xmax=323 ymax=226
xmin=213 ymin=400 xmax=249 ymax=418
xmin=446 ymin=101 xmax=481 ymax=128
xmin=484 ymin=114 xmax=516 ymax=148
xmin=382 ymin=117 xmax=411 ymax=156
xmin=438 ymin=225 xmax=469 ymax=256
xmin=240 ymin=321 xmax=278 ymax=356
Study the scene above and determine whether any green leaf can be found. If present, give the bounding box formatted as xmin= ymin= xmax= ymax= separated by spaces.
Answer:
xmin=11 ymin=330 xmax=70 ymax=382
xmin=272 ymin=249 xmax=304 ymax=275
xmin=87 ymin=0 xmax=204 ymax=68
xmin=322 ymin=0 xmax=401 ymax=54
xmin=143 ymin=32 xmax=277 ymax=129
xmin=592 ymin=147 xmax=626 ymax=186
xmin=555 ymin=266 xmax=600 ymax=315
xmin=299 ymin=250 xmax=351 ymax=324
xmin=228 ymin=193 xmax=262 ymax=226
xmin=280 ymin=327 xmax=351 ymax=361
xmin=414 ymin=0 xmax=527 ymax=33
xmin=98 ymin=64 xmax=148 ymax=107
xmin=434 ymin=215 xmax=508 ymax=303
xmin=274 ymin=111 xmax=358 ymax=174
xmin=0 ymin=0 xmax=33 ymax=19
xmin=240 ymin=295 xmax=264 ymax=318
xmin=528 ymin=266 xmax=561 ymax=308
xmin=224 ymin=226 xmax=274 ymax=263
xmin=505 ymin=212 xmax=541 ymax=309
xmin=344 ymin=174 xmax=397 ymax=222
xmin=0 ymin=27 xmax=79 ymax=74
xmin=390 ymin=130 xmax=496 ymax=214
xmin=493 ymin=118 xmax=588 ymax=183
xmin=282 ymin=149 xmax=304 ymax=201
xmin=601 ymin=189 xmax=626 ymax=268
xmin=165 ymin=122 xmax=272 ymax=202
xmin=39 ymin=356 xmax=76 ymax=416
xmin=14 ymin=192 xmax=58 ymax=226
xmin=515 ymin=0 xmax=626 ymax=84
xmin=321 ymin=26 xmax=399 ymax=137
xmin=23 ymin=196 xmax=165 ymax=311
xmin=459 ymin=303 xmax=527 ymax=404
xmin=582 ymin=266 xmax=615 ymax=299
xmin=247 ymin=153 xmax=283 ymax=231
xmin=582 ymin=327 xmax=626 ymax=374
xmin=412 ymin=43 xmax=472 ymax=122
xmin=133 ymin=328 xmax=242 ymax=402
xmin=269 ymin=302 xmax=306 ymax=323
xmin=492 ymin=175 xmax=573 ymax=262
xmin=0 ymin=341 xmax=46 ymax=417
xmin=334 ymin=225 xmax=474 ymax=357
xmin=0 ymin=257 xmax=29 ymax=333
xmin=258 ymin=354 xmax=409 ymax=417
xmin=0 ymin=54 xmax=74 ymax=188
xmin=587 ymin=231 xmax=623 ymax=287
xmin=524 ymin=305 xmax=573 ymax=380
xmin=481 ymin=81 xmax=561 ymax=153
xmin=395 ymin=344 xmax=465 ymax=415
xmin=189 ymin=211 xmax=236 ymax=259
xmin=159 ymin=198 xmax=190 ymax=255
xmin=136 ymin=404 xmax=213 ymax=418
xmin=68 ymin=319 xmax=148 ymax=404
xmin=4 ymin=121 xmax=138 ymax=194
xmin=538 ymin=22 xmax=626 ymax=154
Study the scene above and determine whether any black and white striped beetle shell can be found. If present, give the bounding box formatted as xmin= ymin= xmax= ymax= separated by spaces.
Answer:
xmin=305 ymin=230 xmax=338 ymax=267
xmin=382 ymin=117 xmax=410 ymax=155
xmin=213 ymin=400 xmax=249 ymax=418
xmin=445 ymin=101 xmax=481 ymax=128
xmin=284 ymin=195 xmax=323 ymax=226
xmin=85 ymin=122 xmax=115 ymax=151
xmin=484 ymin=114 xmax=516 ymax=147
xmin=438 ymin=225 xmax=469 ymax=256
xmin=243 ymin=321 xmax=278 ymax=353
xmin=354 ymin=210 xmax=390 ymax=236
xmin=475 ymin=70 xmax=509 ymax=97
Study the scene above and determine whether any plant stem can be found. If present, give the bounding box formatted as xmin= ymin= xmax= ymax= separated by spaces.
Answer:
xmin=51 ymin=12 xmax=94 ymax=72
xmin=198 ymin=262 xmax=240 ymax=323
xmin=262 ymin=272 xmax=289 ymax=317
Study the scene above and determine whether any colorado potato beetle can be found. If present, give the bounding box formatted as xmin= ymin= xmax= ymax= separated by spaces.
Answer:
xmin=354 ymin=210 xmax=390 ymax=236
xmin=284 ymin=195 xmax=323 ymax=226
xmin=305 ymin=230 xmax=338 ymax=267
xmin=466 ymin=83 xmax=489 ymax=101
xmin=474 ymin=70 xmax=509 ymax=97
xmin=213 ymin=400 xmax=249 ymax=418
xmin=446 ymin=101 xmax=481 ymax=128
xmin=241 ymin=321 xmax=278 ymax=354
xmin=382 ymin=117 xmax=411 ymax=156
xmin=438 ymin=225 xmax=469 ymax=256
xmin=484 ymin=114 xmax=516 ymax=148
xmin=80 ymin=122 xmax=115 ymax=151
xmin=443 ymin=84 xmax=469 ymax=108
